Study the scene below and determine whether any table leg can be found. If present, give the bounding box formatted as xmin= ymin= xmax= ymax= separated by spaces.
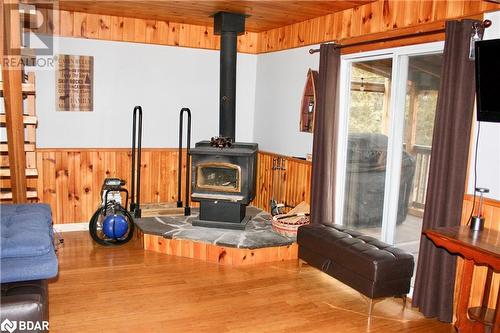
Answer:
xmin=492 ymin=285 xmax=500 ymax=333
xmin=456 ymin=259 xmax=485 ymax=333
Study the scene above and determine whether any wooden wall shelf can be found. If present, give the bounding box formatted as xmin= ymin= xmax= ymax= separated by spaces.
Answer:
xmin=299 ymin=69 xmax=318 ymax=133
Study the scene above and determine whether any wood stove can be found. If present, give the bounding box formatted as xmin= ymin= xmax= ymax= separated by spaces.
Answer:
xmin=190 ymin=12 xmax=258 ymax=230
xmin=191 ymin=141 xmax=257 ymax=229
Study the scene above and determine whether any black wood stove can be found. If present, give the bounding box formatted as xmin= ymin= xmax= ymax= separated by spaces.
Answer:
xmin=190 ymin=12 xmax=258 ymax=230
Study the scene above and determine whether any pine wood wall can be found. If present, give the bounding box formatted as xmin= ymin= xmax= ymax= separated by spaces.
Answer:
xmin=258 ymin=0 xmax=500 ymax=53
xmin=252 ymin=152 xmax=312 ymax=213
xmin=31 ymin=148 xmax=188 ymax=224
xmin=35 ymin=1 xmax=500 ymax=56
xmin=36 ymin=9 xmax=259 ymax=53
xmin=458 ymin=195 xmax=500 ymax=310
xmin=20 ymin=149 xmax=311 ymax=224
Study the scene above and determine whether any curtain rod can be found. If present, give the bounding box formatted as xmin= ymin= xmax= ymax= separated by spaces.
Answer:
xmin=309 ymin=19 xmax=492 ymax=54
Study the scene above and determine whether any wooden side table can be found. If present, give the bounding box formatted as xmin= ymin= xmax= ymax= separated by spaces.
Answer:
xmin=424 ymin=226 xmax=500 ymax=333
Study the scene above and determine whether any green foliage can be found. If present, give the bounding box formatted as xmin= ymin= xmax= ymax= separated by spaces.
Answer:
xmin=348 ymin=64 xmax=438 ymax=148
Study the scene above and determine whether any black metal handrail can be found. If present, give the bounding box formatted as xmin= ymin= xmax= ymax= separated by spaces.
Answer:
xmin=130 ymin=105 xmax=142 ymax=218
xmin=177 ymin=108 xmax=192 ymax=216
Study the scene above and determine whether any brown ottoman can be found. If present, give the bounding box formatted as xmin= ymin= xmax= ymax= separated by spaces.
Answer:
xmin=297 ymin=223 xmax=414 ymax=302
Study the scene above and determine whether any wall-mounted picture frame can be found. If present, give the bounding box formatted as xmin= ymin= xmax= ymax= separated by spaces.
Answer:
xmin=56 ymin=54 xmax=94 ymax=112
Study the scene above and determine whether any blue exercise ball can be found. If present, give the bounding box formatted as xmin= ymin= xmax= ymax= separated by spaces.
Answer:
xmin=102 ymin=214 xmax=129 ymax=239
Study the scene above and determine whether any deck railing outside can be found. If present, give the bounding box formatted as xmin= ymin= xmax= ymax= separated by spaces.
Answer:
xmin=409 ymin=144 xmax=432 ymax=212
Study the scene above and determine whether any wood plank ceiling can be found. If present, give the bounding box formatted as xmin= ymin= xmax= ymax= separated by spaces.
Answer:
xmin=46 ymin=1 xmax=375 ymax=32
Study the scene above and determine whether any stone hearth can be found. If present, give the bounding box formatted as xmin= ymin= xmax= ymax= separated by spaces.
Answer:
xmin=134 ymin=206 xmax=298 ymax=265
xmin=135 ymin=206 xmax=293 ymax=249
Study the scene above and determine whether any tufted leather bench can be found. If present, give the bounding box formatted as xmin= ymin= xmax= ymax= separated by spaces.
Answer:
xmin=297 ymin=223 xmax=414 ymax=302
xmin=1 ymin=280 xmax=48 ymax=332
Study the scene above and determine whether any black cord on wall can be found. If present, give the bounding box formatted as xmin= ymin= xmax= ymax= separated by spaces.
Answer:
xmin=467 ymin=121 xmax=481 ymax=226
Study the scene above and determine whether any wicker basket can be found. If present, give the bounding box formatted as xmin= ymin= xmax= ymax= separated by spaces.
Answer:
xmin=271 ymin=215 xmax=310 ymax=237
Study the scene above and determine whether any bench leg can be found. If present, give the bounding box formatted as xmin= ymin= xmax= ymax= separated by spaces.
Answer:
xmin=360 ymin=294 xmax=382 ymax=317
xmin=401 ymin=294 xmax=407 ymax=311
xmin=368 ymin=298 xmax=374 ymax=317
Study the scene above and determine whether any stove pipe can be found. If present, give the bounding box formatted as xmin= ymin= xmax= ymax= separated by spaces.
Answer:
xmin=213 ymin=12 xmax=246 ymax=141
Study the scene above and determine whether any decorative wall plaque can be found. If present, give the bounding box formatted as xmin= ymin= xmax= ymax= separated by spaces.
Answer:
xmin=56 ymin=54 xmax=93 ymax=111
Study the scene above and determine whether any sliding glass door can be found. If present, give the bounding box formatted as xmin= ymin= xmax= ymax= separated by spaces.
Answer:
xmin=336 ymin=43 xmax=444 ymax=261
xmin=342 ymin=57 xmax=393 ymax=241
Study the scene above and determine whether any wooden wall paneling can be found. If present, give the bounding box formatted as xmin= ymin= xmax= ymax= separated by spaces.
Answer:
xmin=417 ymin=1 xmax=434 ymax=25
xmin=133 ymin=18 xmax=146 ymax=43
xmin=446 ymin=0 xmax=466 ymax=19
xmin=66 ymin=151 xmax=76 ymax=223
xmin=349 ymin=6 xmax=362 ymax=38
xmin=122 ymin=17 xmax=135 ymax=42
xmin=72 ymin=11 xmax=85 ymax=38
xmin=54 ymin=151 xmax=64 ymax=224
xmin=98 ymin=15 xmax=111 ymax=40
xmin=251 ymin=151 xmax=312 ymax=214
xmin=238 ymin=31 xmax=258 ymax=53
xmin=405 ymin=1 xmax=420 ymax=27
xmin=91 ymin=151 xmax=101 ymax=215
xmin=35 ymin=152 xmax=43 ymax=204
xmin=360 ymin=1 xmax=382 ymax=35
xmin=42 ymin=1 xmax=372 ymax=33
xmin=256 ymin=0 xmax=500 ymax=54
xmin=59 ymin=10 xmax=73 ymax=36
xmin=457 ymin=196 xmax=500 ymax=310
xmin=46 ymin=9 xmax=258 ymax=53
xmin=86 ymin=11 xmax=99 ymax=39
xmin=153 ymin=20 xmax=169 ymax=46
xmin=159 ymin=150 xmax=169 ymax=201
xmin=81 ymin=151 xmax=92 ymax=222
xmin=35 ymin=150 xmax=311 ymax=224
xmin=46 ymin=152 xmax=57 ymax=216
xmin=110 ymin=15 xmax=123 ymax=41
xmin=151 ymin=150 xmax=161 ymax=203
xmin=142 ymin=233 xmax=298 ymax=266
xmin=144 ymin=20 xmax=156 ymax=44
xmin=167 ymin=22 xmax=181 ymax=47
xmin=35 ymin=149 xmax=191 ymax=224
xmin=29 ymin=1 xmax=500 ymax=55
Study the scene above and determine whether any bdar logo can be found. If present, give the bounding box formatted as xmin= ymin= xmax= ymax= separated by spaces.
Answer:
xmin=0 ymin=319 xmax=17 ymax=333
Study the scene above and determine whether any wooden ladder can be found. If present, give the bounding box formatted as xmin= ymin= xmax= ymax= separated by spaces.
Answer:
xmin=0 ymin=72 xmax=38 ymax=200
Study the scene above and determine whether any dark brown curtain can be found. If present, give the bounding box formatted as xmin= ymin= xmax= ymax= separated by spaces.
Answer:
xmin=412 ymin=20 xmax=479 ymax=323
xmin=310 ymin=44 xmax=341 ymax=225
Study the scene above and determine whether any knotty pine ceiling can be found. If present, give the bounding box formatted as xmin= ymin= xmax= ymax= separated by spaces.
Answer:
xmin=42 ymin=1 xmax=375 ymax=32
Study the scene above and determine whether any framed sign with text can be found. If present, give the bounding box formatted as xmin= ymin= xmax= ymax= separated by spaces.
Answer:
xmin=56 ymin=54 xmax=94 ymax=111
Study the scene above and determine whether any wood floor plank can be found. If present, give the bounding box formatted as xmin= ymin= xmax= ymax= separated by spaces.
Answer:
xmin=48 ymin=232 xmax=454 ymax=333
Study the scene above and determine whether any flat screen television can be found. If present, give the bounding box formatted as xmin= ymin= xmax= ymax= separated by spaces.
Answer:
xmin=475 ymin=38 xmax=500 ymax=123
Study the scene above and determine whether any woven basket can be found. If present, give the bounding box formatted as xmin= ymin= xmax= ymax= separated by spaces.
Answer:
xmin=271 ymin=215 xmax=310 ymax=238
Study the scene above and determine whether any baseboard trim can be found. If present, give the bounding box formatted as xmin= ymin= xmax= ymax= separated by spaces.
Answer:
xmin=53 ymin=222 xmax=88 ymax=232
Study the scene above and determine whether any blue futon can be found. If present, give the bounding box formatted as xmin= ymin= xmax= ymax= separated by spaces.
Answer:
xmin=1 ymin=204 xmax=58 ymax=283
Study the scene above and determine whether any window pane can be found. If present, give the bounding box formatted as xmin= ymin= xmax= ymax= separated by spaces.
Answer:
xmin=396 ymin=53 xmax=443 ymax=284
xmin=343 ymin=59 xmax=393 ymax=240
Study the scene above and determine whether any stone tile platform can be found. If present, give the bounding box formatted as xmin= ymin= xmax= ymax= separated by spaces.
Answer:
xmin=135 ymin=206 xmax=298 ymax=265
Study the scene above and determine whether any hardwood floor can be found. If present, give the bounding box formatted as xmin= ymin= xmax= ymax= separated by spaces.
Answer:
xmin=48 ymin=232 xmax=454 ymax=333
